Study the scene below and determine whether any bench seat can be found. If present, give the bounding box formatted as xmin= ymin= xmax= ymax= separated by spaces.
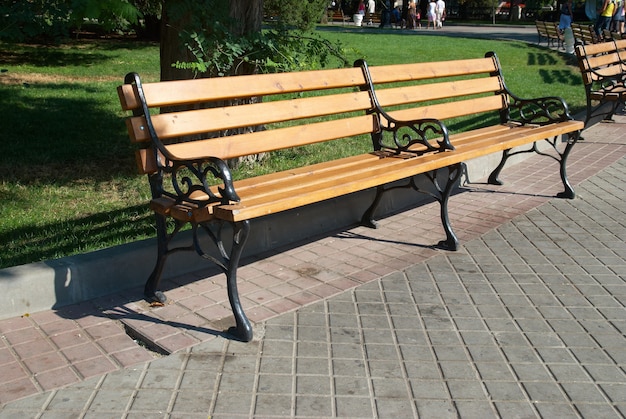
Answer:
xmin=149 ymin=120 xmax=581 ymax=224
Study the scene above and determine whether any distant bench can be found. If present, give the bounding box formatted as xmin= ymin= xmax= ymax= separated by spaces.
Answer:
xmin=575 ymin=38 xmax=626 ymax=127
xmin=571 ymin=22 xmax=599 ymax=45
xmin=117 ymin=53 xmax=583 ymax=342
xmin=328 ymin=8 xmax=350 ymax=24
xmin=535 ymin=20 xmax=563 ymax=49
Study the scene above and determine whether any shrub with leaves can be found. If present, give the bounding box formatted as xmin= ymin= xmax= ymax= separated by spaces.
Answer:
xmin=0 ymin=0 xmax=141 ymax=42
xmin=170 ymin=0 xmax=349 ymax=77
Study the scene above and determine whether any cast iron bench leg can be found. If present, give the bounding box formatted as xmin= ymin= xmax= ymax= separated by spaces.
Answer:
xmin=360 ymin=164 xmax=461 ymax=251
xmin=488 ymin=133 xmax=580 ymax=200
xmin=145 ymin=213 xmax=253 ymax=341
xmin=361 ymin=185 xmax=385 ymax=229
xmin=438 ymin=164 xmax=461 ymax=251
xmin=556 ymin=133 xmax=580 ymax=199
xmin=192 ymin=219 xmax=253 ymax=342
xmin=144 ymin=212 xmax=175 ymax=304
xmin=225 ymin=220 xmax=253 ymax=342
xmin=488 ymin=148 xmax=510 ymax=187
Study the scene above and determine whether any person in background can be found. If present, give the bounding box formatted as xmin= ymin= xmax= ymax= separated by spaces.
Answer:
xmin=391 ymin=5 xmax=403 ymax=27
xmin=595 ymin=0 xmax=617 ymax=39
xmin=357 ymin=0 xmax=366 ymax=14
xmin=427 ymin=0 xmax=437 ymax=29
xmin=366 ymin=0 xmax=376 ymax=25
xmin=612 ymin=0 xmax=625 ymax=33
xmin=407 ymin=1 xmax=420 ymax=28
xmin=435 ymin=0 xmax=446 ymax=28
xmin=558 ymin=0 xmax=573 ymax=34
xmin=379 ymin=0 xmax=392 ymax=27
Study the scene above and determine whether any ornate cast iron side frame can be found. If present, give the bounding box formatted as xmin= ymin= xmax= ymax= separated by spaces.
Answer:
xmin=125 ymin=73 xmax=253 ymax=342
xmin=483 ymin=52 xmax=581 ymax=199
xmin=354 ymin=59 xmax=462 ymax=250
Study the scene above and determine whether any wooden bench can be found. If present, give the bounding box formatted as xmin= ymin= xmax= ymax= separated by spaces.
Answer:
xmin=117 ymin=52 xmax=583 ymax=342
xmin=544 ymin=21 xmax=564 ymax=49
xmin=535 ymin=20 xmax=550 ymax=45
xmin=328 ymin=9 xmax=350 ymax=25
xmin=536 ymin=20 xmax=567 ymax=49
xmin=366 ymin=11 xmax=381 ymax=26
xmin=571 ymin=22 xmax=599 ymax=45
xmin=602 ymin=28 xmax=623 ymax=41
xmin=575 ymin=39 xmax=626 ymax=127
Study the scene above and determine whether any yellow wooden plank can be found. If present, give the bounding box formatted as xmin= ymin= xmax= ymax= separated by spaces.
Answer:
xmin=367 ymin=57 xmax=498 ymax=84
xmin=163 ymin=114 xmax=378 ymax=161
xmin=586 ymin=52 xmax=622 ymax=69
xmin=375 ymin=77 xmax=503 ymax=108
xmin=384 ymin=95 xmax=506 ymax=122
xmin=136 ymin=67 xmax=367 ymax=108
xmin=128 ymin=90 xmax=373 ymax=142
xmin=117 ymin=84 xmax=139 ymax=111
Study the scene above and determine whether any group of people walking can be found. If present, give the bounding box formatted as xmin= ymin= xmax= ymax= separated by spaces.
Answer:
xmin=593 ymin=0 xmax=625 ymax=37
xmin=558 ymin=0 xmax=625 ymax=39
xmin=426 ymin=0 xmax=447 ymax=29
xmin=370 ymin=0 xmax=446 ymax=30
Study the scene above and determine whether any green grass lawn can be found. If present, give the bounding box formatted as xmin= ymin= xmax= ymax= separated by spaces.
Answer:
xmin=0 ymin=30 xmax=586 ymax=269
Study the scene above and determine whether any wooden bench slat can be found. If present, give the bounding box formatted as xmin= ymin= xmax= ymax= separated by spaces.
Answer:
xmin=367 ymin=58 xmax=498 ymax=84
xmin=582 ymin=50 xmax=622 ymax=67
xmin=590 ymin=90 xmax=626 ymax=101
xmin=134 ymin=114 xmax=379 ymax=173
xmin=126 ymin=90 xmax=374 ymax=142
xmin=387 ymin=95 xmax=506 ymax=122
xmin=118 ymin=67 xmax=367 ymax=111
xmin=374 ymin=77 xmax=503 ymax=110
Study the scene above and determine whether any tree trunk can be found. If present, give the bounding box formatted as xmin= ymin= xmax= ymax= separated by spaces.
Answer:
xmin=160 ymin=0 xmax=263 ymax=81
xmin=229 ymin=0 xmax=263 ymax=76
xmin=159 ymin=2 xmax=196 ymax=81
xmin=230 ymin=0 xmax=263 ymax=36
xmin=159 ymin=0 xmax=266 ymax=167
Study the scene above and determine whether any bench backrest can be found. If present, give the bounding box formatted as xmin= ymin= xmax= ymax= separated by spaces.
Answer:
xmin=535 ymin=20 xmax=548 ymax=38
xmin=118 ymin=54 xmax=507 ymax=175
xmin=544 ymin=21 xmax=563 ymax=41
xmin=575 ymin=39 xmax=626 ymax=86
xmin=571 ymin=23 xmax=598 ymax=45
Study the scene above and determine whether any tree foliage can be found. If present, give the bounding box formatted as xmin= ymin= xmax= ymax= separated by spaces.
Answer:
xmin=167 ymin=0 xmax=348 ymax=78
xmin=0 ymin=0 xmax=141 ymax=42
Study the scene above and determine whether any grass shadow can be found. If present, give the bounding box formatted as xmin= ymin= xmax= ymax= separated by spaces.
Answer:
xmin=0 ymin=81 xmax=136 ymax=183
xmin=0 ymin=205 xmax=154 ymax=268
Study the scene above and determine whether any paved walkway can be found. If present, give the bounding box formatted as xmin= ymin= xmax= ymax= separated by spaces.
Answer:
xmin=1 ymin=27 xmax=625 ymax=418
xmin=320 ymin=21 xmax=540 ymax=44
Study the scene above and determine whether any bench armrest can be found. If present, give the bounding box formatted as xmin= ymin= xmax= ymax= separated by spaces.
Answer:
xmin=485 ymin=52 xmax=575 ymax=126
xmin=376 ymin=115 xmax=454 ymax=154
xmin=354 ymin=59 xmax=454 ymax=154
xmin=507 ymin=94 xmax=575 ymax=125
xmin=586 ymin=74 xmax=626 ymax=94
xmin=157 ymin=155 xmax=240 ymax=207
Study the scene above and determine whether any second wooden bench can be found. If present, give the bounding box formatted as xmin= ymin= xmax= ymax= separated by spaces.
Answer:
xmin=118 ymin=52 xmax=583 ymax=342
xmin=575 ymin=38 xmax=626 ymax=127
